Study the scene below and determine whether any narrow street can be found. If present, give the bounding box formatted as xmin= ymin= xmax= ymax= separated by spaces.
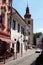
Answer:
xmin=4 ymin=53 xmax=40 ymax=65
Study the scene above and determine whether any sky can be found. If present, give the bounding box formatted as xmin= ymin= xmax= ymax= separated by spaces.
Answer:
xmin=12 ymin=0 xmax=43 ymax=33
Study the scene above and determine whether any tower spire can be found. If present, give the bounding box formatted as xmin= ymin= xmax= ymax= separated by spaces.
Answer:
xmin=24 ymin=3 xmax=31 ymax=18
xmin=27 ymin=1 xmax=28 ymax=7
xmin=26 ymin=3 xmax=29 ymax=13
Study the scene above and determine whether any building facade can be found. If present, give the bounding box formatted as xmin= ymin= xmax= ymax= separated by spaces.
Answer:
xmin=11 ymin=5 xmax=33 ymax=53
xmin=0 ymin=0 xmax=12 ymax=30
xmin=0 ymin=0 xmax=33 ymax=55
xmin=11 ymin=8 xmax=27 ymax=53
xmin=0 ymin=0 xmax=12 ymax=53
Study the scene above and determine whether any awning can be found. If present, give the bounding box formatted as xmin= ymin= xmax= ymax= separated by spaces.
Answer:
xmin=0 ymin=37 xmax=16 ymax=44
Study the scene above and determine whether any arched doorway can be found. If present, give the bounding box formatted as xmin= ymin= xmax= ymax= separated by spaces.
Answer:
xmin=16 ymin=41 xmax=20 ymax=53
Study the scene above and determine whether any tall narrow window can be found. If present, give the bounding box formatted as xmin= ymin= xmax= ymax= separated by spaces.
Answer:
xmin=0 ymin=15 xmax=2 ymax=24
xmin=7 ymin=13 xmax=11 ymax=28
xmin=21 ymin=26 xmax=23 ymax=34
xmin=28 ymin=20 xmax=30 ymax=24
xmin=1 ymin=7 xmax=5 ymax=27
xmin=8 ymin=6 xmax=11 ymax=11
xmin=21 ymin=26 xmax=24 ymax=34
xmin=28 ymin=32 xmax=30 ymax=35
xmin=2 ymin=0 xmax=6 ymax=4
xmin=13 ymin=20 xmax=16 ymax=30
xmin=8 ymin=0 xmax=12 ymax=6
xmin=12 ymin=44 xmax=14 ymax=49
xmin=0 ymin=14 xmax=5 ymax=30
xmin=22 ymin=28 xmax=24 ymax=35
xmin=18 ymin=24 xmax=20 ymax=32
xmin=1 ymin=6 xmax=6 ymax=14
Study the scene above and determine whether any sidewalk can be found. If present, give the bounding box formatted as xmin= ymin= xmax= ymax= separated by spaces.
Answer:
xmin=6 ymin=49 xmax=35 ymax=63
xmin=17 ymin=49 xmax=35 ymax=59
xmin=0 ymin=49 xmax=35 ymax=64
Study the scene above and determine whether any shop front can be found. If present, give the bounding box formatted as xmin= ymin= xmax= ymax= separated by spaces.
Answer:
xmin=0 ymin=36 xmax=16 ymax=54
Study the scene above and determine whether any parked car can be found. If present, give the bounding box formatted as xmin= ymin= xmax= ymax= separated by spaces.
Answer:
xmin=35 ymin=48 xmax=42 ymax=53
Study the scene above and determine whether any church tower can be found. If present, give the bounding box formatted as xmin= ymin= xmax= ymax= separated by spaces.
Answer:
xmin=24 ymin=4 xmax=33 ymax=46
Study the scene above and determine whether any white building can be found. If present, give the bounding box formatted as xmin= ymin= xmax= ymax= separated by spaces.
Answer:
xmin=10 ymin=8 xmax=28 ymax=54
xmin=10 ymin=4 xmax=33 ymax=55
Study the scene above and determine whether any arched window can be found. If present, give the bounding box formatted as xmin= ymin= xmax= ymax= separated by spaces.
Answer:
xmin=0 ymin=15 xmax=2 ymax=23
xmin=2 ymin=0 xmax=6 ymax=4
xmin=28 ymin=20 xmax=30 ymax=24
xmin=28 ymin=32 xmax=30 ymax=35
xmin=1 ymin=6 xmax=6 ymax=14
xmin=7 ymin=13 xmax=11 ymax=28
xmin=8 ymin=0 xmax=12 ymax=6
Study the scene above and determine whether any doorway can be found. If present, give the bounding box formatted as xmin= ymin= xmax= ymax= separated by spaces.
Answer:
xmin=16 ymin=41 xmax=20 ymax=53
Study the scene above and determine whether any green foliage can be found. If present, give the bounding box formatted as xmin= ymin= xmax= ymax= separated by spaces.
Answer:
xmin=33 ymin=32 xmax=42 ymax=45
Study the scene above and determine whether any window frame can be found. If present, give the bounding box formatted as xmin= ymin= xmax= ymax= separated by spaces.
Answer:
xmin=28 ymin=20 xmax=30 ymax=24
xmin=2 ymin=0 xmax=6 ymax=4
xmin=18 ymin=23 xmax=20 ymax=32
xmin=13 ymin=19 xmax=16 ymax=30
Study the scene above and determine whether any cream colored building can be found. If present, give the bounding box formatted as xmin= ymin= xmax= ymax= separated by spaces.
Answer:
xmin=11 ymin=5 xmax=33 ymax=54
xmin=11 ymin=8 xmax=28 ymax=53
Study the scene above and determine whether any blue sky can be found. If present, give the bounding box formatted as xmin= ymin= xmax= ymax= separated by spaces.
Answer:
xmin=12 ymin=0 xmax=43 ymax=33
